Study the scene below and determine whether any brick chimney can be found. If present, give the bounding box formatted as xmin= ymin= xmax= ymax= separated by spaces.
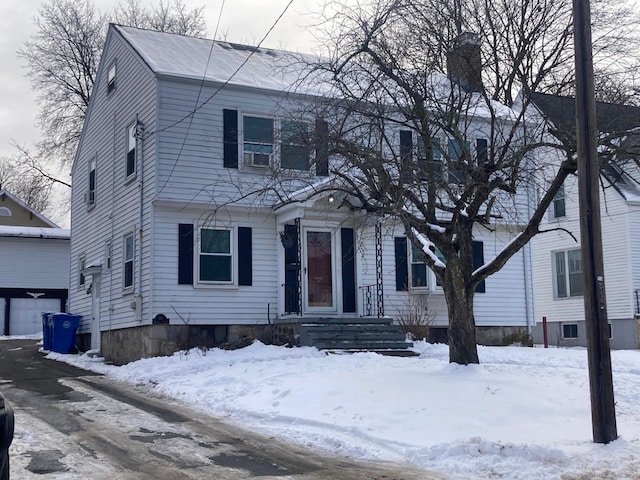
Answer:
xmin=447 ymin=32 xmax=482 ymax=93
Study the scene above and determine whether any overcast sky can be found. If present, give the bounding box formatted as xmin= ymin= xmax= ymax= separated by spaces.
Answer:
xmin=0 ymin=0 xmax=319 ymax=169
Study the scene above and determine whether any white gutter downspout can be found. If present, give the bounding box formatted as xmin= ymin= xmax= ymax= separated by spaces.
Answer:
xmin=136 ymin=116 xmax=144 ymax=320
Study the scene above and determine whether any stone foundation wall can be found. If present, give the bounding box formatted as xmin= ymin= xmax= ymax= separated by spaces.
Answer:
xmin=95 ymin=324 xmax=227 ymax=365
xmin=79 ymin=322 xmax=300 ymax=365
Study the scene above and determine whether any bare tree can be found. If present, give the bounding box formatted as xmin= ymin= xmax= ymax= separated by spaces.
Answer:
xmin=113 ymin=0 xmax=206 ymax=37
xmin=0 ymin=156 xmax=55 ymax=215
xmin=301 ymin=0 xmax=640 ymax=364
xmin=18 ymin=0 xmax=208 ymax=168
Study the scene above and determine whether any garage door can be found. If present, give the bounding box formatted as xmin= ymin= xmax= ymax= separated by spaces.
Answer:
xmin=9 ymin=298 xmax=62 ymax=335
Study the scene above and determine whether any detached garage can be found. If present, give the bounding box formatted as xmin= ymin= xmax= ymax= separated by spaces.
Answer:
xmin=0 ymin=190 xmax=70 ymax=336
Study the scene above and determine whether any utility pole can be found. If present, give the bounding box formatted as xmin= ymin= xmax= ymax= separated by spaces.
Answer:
xmin=572 ymin=0 xmax=617 ymax=443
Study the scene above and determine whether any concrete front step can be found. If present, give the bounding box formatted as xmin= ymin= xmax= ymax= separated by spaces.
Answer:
xmin=298 ymin=318 xmax=413 ymax=352
xmin=302 ymin=317 xmax=395 ymax=325
xmin=312 ymin=340 xmax=412 ymax=350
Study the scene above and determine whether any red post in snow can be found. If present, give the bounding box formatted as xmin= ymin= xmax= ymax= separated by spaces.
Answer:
xmin=542 ymin=316 xmax=548 ymax=348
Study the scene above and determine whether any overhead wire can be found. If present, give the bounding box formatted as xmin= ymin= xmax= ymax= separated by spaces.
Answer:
xmin=157 ymin=0 xmax=295 ymax=194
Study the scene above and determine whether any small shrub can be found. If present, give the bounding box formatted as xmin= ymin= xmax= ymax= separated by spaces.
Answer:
xmin=501 ymin=329 xmax=533 ymax=347
xmin=396 ymin=294 xmax=435 ymax=341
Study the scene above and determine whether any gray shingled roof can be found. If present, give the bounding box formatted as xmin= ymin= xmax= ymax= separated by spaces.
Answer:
xmin=115 ymin=24 xmax=317 ymax=94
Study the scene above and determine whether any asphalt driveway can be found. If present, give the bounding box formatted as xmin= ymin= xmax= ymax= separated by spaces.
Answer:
xmin=0 ymin=339 xmax=441 ymax=480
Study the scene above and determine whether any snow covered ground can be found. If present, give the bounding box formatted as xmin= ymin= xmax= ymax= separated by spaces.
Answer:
xmin=37 ymin=342 xmax=640 ymax=479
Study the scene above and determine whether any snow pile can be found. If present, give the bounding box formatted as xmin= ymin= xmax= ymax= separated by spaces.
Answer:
xmin=48 ymin=342 xmax=640 ymax=480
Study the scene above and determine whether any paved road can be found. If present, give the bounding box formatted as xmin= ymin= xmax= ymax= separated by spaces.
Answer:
xmin=0 ymin=339 xmax=441 ymax=480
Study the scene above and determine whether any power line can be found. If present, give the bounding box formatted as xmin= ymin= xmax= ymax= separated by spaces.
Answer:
xmin=157 ymin=0 xmax=295 ymax=194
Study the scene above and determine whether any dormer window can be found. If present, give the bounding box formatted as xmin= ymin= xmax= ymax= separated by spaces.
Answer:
xmin=108 ymin=63 xmax=116 ymax=94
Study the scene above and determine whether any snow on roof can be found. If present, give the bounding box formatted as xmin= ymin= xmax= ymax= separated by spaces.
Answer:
xmin=115 ymin=25 xmax=320 ymax=94
xmin=0 ymin=225 xmax=70 ymax=239
xmin=114 ymin=25 xmax=518 ymax=120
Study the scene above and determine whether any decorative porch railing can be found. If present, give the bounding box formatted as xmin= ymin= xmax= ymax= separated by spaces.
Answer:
xmin=360 ymin=284 xmax=385 ymax=318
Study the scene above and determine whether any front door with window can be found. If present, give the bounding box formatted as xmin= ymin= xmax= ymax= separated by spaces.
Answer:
xmin=303 ymin=229 xmax=337 ymax=313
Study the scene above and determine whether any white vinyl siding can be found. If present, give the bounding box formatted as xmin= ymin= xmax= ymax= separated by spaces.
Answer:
xmin=152 ymin=207 xmax=276 ymax=326
xmin=0 ymin=236 xmax=69 ymax=290
xmin=532 ymin=173 xmax=635 ymax=327
xmin=360 ymin=224 xmax=529 ymax=328
xmin=69 ymin=28 xmax=157 ymax=334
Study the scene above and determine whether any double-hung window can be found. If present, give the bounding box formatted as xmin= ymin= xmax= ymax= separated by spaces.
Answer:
xmin=409 ymin=242 xmax=446 ymax=290
xmin=554 ymin=249 xmax=583 ymax=298
xmin=410 ymin=242 xmax=429 ymax=289
xmin=281 ymin=120 xmax=310 ymax=170
xmin=78 ymin=255 xmax=86 ymax=288
xmin=126 ymin=123 xmax=136 ymax=179
xmin=447 ymin=139 xmax=470 ymax=184
xmin=123 ymin=233 xmax=135 ymax=290
xmin=86 ymin=156 xmax=96 ymax=207
xmin=243 ymin=116 xmax=273 ymax=167
xmin=199 ymin=228 xmax=233 ymax=283
xmin=417 ymin=136 xmax=443 ymax=179
xmin=551 ymin=184 xmax=566 ymax=219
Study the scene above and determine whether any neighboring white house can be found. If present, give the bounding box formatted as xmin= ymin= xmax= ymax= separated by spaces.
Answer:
xmin=69 ymin=25 xmax=535 ymax=364
xmin=529 ymin=93 xmax=640 ymax=349
xmin=0 ymin=190 xmax=70 ymax=335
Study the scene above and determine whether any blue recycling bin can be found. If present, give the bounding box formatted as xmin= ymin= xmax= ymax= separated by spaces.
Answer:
xmin=41 ymin=312 xmax=54 ymax=351
xmin=50 ymin=314 xmax=82 ymax=354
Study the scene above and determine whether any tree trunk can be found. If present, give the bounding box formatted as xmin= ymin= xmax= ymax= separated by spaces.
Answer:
xmin=443 ymin=279 xmax=479 ymax=365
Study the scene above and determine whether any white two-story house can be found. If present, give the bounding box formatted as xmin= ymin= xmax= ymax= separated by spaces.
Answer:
xmin=530 ymin=93 xmax=640 ymax=349
xmin=70 ymin=25 xmax=535 ymax=364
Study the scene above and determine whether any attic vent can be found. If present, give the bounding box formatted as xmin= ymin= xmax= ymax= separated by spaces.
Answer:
xmin=219 ymin=42 xmax=277 ymax=56
xmin=0 ymin=207 xmax=11 ymax=217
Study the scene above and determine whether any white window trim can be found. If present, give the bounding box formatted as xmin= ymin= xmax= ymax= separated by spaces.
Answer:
xmin=196 ymin=225 xmax=237 ymax=286
xmin=550 ymin=184 xmax=566 ymax=220
xmin=85 ymin=155 xmax=96 ymax=209
xmin=240 ymin=113 xmax=313 ymax=172
xmin=408 ymin=243 xmax=444 ymax=294
xmin=78 ymin=254 xmax=86 ymax=289
xmin=107 ymin=62 xmax=116 ymax=94
xmin=125 ymin=122 xmax=137 ymax=181
xmin=123 ymin=232 xmax=135 ymax=292
xmin=553 ymin=248 xmax=583 ymax=299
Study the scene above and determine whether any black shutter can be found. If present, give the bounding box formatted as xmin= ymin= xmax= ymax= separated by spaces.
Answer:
xmin=341 ymin=228 xmax=356 ymax=313
xmin=476 ymin=138 xmax=488 ymax=165
xmin=473 ymin=240 xmax=485 ymax=293
xmin=223 ymin=109 xmax=238 ymax=168
xmin=394 ymin=237 xmax=408 ymax=291
xmin=238 ymin=227 xmax=252 ymax=286
xmin=178 ymin=224 xmax=194 ymax=285
xmin=315 ymin=118 xmax=329 ymax=176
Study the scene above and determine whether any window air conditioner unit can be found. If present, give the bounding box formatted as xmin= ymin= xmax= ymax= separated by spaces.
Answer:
xmin=245 ymin=152 xmax=271 ymax=167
